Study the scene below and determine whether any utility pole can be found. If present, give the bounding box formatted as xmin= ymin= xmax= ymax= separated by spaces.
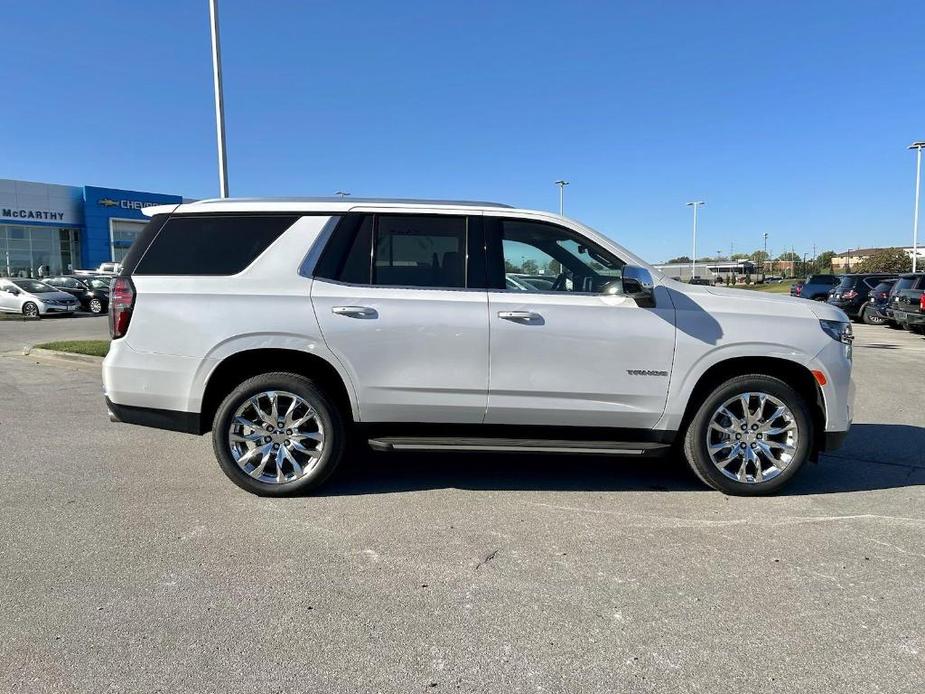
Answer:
xmin=554 ymin=180 xmax=570 ymax=216
xmin=686 ymin=201 xmax=704 ymax=281
xmin=909 ymin=142 xmax=925 ymax=272
xmin=209 ymin=0 xmax=229 ymax=197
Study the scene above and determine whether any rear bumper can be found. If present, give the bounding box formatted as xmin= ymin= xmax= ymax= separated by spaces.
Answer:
xmin=106 ymin=397 xmax=201 ymax=435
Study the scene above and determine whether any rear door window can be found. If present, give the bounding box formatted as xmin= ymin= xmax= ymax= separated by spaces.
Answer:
xmin=320 ymin=214 xmax=469 ymax=289
xmin=133 ymin=215 xmax=299 ymax=275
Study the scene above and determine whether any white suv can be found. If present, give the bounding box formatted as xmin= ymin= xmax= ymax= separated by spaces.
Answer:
xmin=102 ymin=198 xmax=854 ymax=496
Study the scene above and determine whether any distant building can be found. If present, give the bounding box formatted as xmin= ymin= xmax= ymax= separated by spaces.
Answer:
xmin=653 ymin=260 xmax=759 ymax=282
xmin=830 ymin=246 xmax=925 ymax=272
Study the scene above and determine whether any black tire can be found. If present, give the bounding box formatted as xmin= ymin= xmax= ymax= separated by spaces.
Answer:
xmin=861 ymin=305 xmax=885 ymax=325
xmin=22 ymin=302 xmax=39 ymax=319
xmin=683 ymin=374 xmax=813 ymax=496
xmin=89 ymin=298 xmax=103 ymax=314
xmin=211 ymin=372 xmax=346 ymax=496
xmin=887 ymin=320 xmax=903 ymax=329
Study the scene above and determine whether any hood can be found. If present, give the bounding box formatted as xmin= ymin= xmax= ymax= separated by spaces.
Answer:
xmin=661 ymin=279 xmax=849 ymax=322
xmin=31 ymin=290 xmax=78 ymax=303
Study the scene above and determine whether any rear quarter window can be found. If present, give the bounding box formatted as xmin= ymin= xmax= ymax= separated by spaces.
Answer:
xmin=133 ymin=215 xmax=299 ymax=276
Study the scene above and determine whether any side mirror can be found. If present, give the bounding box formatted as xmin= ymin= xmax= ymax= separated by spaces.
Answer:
xmin=622 ymin=265 xmax=655 ymax=301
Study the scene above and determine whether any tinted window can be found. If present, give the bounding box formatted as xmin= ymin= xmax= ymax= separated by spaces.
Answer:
xmin=489 ymin=219 xmax=624 ymax=293
xmin=893 ymin=277 xmax=915 ymax=292
xmin=337 ymin=215 xmax=374 ymax=284
xmin=372 ymin=216 xmax=467 ymax=288
xmin=134 ymin=215 xmax=298 ymax=276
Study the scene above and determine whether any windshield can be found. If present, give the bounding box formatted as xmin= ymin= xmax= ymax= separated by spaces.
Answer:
xmin=893 ymin=277 xmax=914 ymax=293
xmin=87 ymin=278 xmax=110 ymax=290
xmin=12 ymin=280 xmax=57 ymax=294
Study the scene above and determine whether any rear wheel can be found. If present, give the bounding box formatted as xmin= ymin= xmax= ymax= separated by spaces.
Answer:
xmin=211 ymin=372 xmax=346 ymax=496
xmin=862 ymin=304 xmax=885 ymax=325
xmin=89 ymin=298 xmax=103 ymax=314
xmin=22 ymin=302 xmax=39 ymax=319
xmin=683 ymin=374 xmax=813 ymax=496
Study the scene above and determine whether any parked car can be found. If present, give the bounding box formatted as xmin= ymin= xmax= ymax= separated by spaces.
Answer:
xmin=74 ymin=262 xmax=122 ymax=277
xmin=0 ymin=278 xmax=80 ymax=317
xmin=887 ymin=272 xmax=925 ymax=333
xmin=862 ymin=279 xmax=897 ymax=325
xmin=102 ymin=198 xmax=853 ymax=498
xmin=794 ymin=274 xmax=840 ymax=301
xmin=43 ymin=275 xmax=111 ymax=314
xmin=826 ymin=273 xmax=897 ymax=321
xmin=688 ymin=277 xmax=713 ymax=286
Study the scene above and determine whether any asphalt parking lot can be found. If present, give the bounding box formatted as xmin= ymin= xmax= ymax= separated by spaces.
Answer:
xmin=1 ymin=319 xmax=923 ymax=693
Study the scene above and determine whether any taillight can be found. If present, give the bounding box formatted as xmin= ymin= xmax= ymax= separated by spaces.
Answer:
xmin=920 ymin=294 xmax=925 ymax=312
xmin=842 ymin=289 xmax=857 ymax=300
xmin=795 ymin=285 xmax=802 ymax=296
xmin=109 ymin=277 xmax=136 ymax=339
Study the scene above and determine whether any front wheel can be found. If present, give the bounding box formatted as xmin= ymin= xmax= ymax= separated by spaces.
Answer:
xmin=683 ymin=375 xmax=813 ymax=495
xmin=22 ymin=302 xmax=39 ymax=319
xmin=89 ymin=298 xmax=103 ymax=314
xmin=211 ymin=372 xmax=346 ymax=496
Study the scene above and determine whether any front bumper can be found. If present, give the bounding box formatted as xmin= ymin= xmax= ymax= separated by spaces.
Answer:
xmin=38 ymin=303 xmax=77 ymax=314
xmin=823 ymin=431 xmax=849 ymax=452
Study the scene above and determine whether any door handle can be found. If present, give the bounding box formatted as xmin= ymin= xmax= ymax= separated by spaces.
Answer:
xmin=332 ymin=305 xmax=377 ymax=318
xmin=498 ymin=310 xmax=541 ymax=321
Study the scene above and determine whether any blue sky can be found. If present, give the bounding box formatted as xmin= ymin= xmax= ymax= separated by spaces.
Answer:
xmin=2 ymin=1 xmax=923 ymax=262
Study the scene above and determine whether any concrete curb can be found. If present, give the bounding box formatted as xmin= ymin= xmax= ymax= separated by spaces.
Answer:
xmin=23 ymin=347 xmax=105 ymax=365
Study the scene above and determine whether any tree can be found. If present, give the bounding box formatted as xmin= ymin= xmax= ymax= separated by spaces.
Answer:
xmin=855 ymin=248 xmax=912 ymax=274
xmin=666 ymin=256 xmax=691 ymax=264
xmin=749 ymin=250 xmax=769 ymax=263
xmin=777 ymin=251 xmax=800 ymax=262
xmin=730 ymin=253 xmax=751 ymax=260
xmin=813 ymin=250 xmax=836 ymax=274
xmin=521 ymin=259 xmax=539 ymax=275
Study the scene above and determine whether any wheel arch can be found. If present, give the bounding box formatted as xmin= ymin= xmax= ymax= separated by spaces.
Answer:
xmin=677 ymin=356 xmax=825 ymax=458
xmin=199 ymin=348 xmax=357 ymax=434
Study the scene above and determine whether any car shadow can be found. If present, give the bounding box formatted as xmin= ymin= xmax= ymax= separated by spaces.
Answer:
xmin=318 ymin=423 xmax=924 ymax=497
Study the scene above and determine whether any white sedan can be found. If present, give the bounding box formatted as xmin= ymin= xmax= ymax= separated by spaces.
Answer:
xmin=0 ymin=278 xmax=80 ymax=318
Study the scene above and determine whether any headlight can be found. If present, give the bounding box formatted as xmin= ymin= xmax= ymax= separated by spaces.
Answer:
xmin=819 ymin=319 xmax=853 ymax=344
xmin=820 ymin=319 xmax=853 ymax=360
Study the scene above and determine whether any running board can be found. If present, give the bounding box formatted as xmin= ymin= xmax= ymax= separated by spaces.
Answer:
xmin=367 ymin=437 xmax=671 ymax=456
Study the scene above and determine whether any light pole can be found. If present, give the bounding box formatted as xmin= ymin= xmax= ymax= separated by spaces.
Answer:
xmin=554 ymin=180 xmax=570 ymax=216
xmin=208 ymin=0 xmax=229 ymax=198
xmin=763 ymin=232 xmax=768 ymax=277
xmin=909 ymin=141 xmax=925 ymax=272
xmin=686 ymin=201 xmax=704 ymax=280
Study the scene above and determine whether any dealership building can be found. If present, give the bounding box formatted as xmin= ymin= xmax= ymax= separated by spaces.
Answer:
xmin=1 ymin=178 xmax=183 ymax=278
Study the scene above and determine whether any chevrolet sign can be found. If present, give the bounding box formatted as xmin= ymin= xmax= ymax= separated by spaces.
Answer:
xmin=97 ymin=197 xmax=161 ymax=211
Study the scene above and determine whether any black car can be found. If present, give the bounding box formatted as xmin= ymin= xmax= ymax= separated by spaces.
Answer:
xmin=827 ymin=273 xmax=897 ymax=321
xmin=861 ymin=279 xmax=897 ymax=325
xmin=793 ymin=273 xmax=839 ymax=300
xmin=43 ymin=275 xmax=111 ymax=314
xmin=886 ymin=272 xmax=925 ymax=332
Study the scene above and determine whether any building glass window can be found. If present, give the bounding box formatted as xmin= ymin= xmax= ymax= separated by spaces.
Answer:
xmin=0 ymin=225 xmax=80 ymax=278
xmin=110 ymin=219 xmax=148 ymax=263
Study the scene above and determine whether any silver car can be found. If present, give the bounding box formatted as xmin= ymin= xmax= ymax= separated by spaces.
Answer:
xmin=0 ymin=278 xmax=80 ymax=318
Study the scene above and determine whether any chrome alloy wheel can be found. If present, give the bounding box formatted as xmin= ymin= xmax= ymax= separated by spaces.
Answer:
xmin=228 ymin=390 xmax=325 ymax=484
xmin=23 ymin=302 xmax=38 ymax=318
xmin=705 ymin=392 xmax=799 ymax=484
